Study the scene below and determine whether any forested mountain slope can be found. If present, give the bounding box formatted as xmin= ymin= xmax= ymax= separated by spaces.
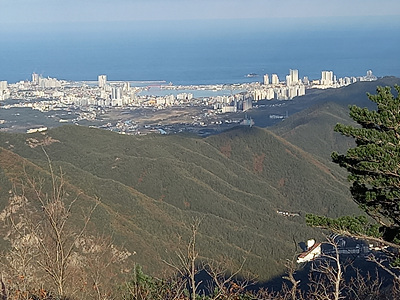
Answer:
xmin=0 ymin=122 xmax=361 ymax=280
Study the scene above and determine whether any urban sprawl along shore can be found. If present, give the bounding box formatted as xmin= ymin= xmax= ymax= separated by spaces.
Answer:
xmin=0 ymin=70 xmax=377 ymax=135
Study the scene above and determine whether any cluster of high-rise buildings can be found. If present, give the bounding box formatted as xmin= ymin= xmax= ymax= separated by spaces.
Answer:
xmin=313 ymin=69 xmax=377 ymax=88
xmin=255 ymin=69 xmax=306 ymax=100
xmin=32 ymin=73 xmax=62 ymax=88
xmin=93 ymin=75 xmax=134 ymax=107
xmin=252 ymin=69 xmax=377 ymax=101
xmin=211 ymin=93 xmax=252 ymax=113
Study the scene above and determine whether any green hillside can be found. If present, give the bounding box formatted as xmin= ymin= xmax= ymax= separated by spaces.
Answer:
xmin=271 ymin=101 xmax=355 ymax=160
xmin=270 ymin=77 xmax=400 ymax=179
xmin=0 ymin=122 xmax=361 ymax=281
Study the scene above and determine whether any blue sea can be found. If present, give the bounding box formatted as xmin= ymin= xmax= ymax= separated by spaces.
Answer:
xmin=1 ymin=18 xmax=399 ymax=85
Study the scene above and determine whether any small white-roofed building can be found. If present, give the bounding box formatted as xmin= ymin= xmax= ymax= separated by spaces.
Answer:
xmin=297 ymin=239 xmax=322 ymax=263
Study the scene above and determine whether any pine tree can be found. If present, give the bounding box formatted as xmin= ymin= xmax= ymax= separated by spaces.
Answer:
xmin=331 ymin=85 xmax=400 ymax=244
xmin=306 ymin=85 xmax=400 ymax=250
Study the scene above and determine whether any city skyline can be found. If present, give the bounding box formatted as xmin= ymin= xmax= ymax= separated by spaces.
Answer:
xmin=0 ymin=67 xmax=381 ymax=135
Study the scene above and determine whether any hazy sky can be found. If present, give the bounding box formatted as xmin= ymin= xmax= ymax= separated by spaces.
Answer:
xmin=1 ymin=0 xmax=400 ymax=24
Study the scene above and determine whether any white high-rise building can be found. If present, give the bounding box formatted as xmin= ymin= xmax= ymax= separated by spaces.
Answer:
xmin=361 ymin=70 xmax=377 ymax=81
xmin=123 ymin=82 xmax=130 ymax=92
xmin=0 ymin=81 xmax=9 ymax=100
xmin=277 ymin=87 xmax=288 ymax=100
xmin=289 ymin=69 xmax=299 ymax=86
xmin=40 ymin=77 xmax=61 ymax=88
xmin=98 ymin=75 xmax=107 ymax=89
xmin=271 ymin=74 xmax=279 ymax=85
xmin=263 ymin=74 xmax=269 ymax=85
xmin=0 ymin=81 xmax=7 ymax=91
xmin=288 ymin=87 xmax=297 ymax=99
xmin=286 ymin=75 xmax=292 ymax=86
xmin=321 ymin=71 xmax=334 ymax=86
xmin=243 ymin=98 xmax=252 ymax=111
xmin=32 ymin=73 xmax=40 ymax=86
xmin=111 ymin=86 xmax=122 ymax=100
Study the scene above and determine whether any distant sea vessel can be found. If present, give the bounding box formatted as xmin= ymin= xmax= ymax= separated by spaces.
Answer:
xmin=245 ymin=73 xmax=259 ymax=78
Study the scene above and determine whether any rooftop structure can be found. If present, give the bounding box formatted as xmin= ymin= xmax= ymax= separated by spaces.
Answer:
xmin=297 ymin=239 xmax=322 ymax=263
